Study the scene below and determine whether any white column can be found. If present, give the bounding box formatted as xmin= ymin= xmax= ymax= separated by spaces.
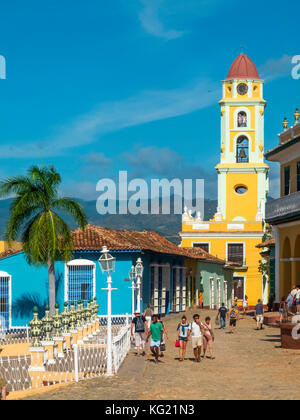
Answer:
xmin=154 ymin=265 xmax=159 ymax=314
xmin=273 ymin=226 xmax=280 ymax=302
xmin=136 ymin=276 xmax=141 ymax=313
xmin=182 ymin=268 xmax=186 ymax=311
xmin=176 ymin=268 xmax=180 ymax=312
xmin=102 ymin=274 xmax=117 ymax=376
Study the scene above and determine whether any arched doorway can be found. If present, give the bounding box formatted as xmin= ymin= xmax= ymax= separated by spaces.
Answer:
xmin=281 ymin=237 xmax=292 ymax=298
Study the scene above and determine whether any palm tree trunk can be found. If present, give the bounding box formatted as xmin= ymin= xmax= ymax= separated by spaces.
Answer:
xmin=48 ymin=260 xmax=56 ymax=315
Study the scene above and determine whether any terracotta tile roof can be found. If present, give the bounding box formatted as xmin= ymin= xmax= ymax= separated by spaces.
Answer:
xmin=0 ymin=248 xmax=23 ymax=260
xmin=256 ymin=238 xmax=275 ymax=248
xmin=71 ymin=224 xmax=229 ymax=265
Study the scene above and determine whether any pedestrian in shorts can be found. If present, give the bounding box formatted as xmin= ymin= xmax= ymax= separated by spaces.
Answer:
xmin=131 ymin=311 xmax=148 ymax=356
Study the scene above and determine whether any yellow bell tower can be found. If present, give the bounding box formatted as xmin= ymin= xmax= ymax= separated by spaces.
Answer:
xmin=217 ymin=53 xmax=269 ymax=222
xmin=180 ymin=54 xmax=269 ymax=308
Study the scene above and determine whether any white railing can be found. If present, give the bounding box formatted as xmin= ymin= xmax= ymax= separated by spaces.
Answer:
xmin=112 ymin=324 xmax=131 ymax=374
xmin=0 ymin=326 xmax=31 ymax=345
xmin=0 ymin=355 xmax=32 ymax=392
xmin=0 ymin=315 xmax=133 ymax=394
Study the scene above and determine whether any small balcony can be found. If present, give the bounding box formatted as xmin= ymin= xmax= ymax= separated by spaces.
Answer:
xmin=266 ymin=191 xmax=300 ymax=224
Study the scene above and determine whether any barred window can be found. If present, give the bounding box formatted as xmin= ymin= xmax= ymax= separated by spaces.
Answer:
xmin=0 ymin=273 xmax=10 ymax=330
xmin=66 ymin=260 xmax=95 ymax=308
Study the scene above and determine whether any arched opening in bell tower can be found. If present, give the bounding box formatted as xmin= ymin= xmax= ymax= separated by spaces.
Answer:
xmin=236 ymin=136 xmax=249 ymax=163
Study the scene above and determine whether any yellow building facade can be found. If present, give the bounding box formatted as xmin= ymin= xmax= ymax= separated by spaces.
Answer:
xmin=180 ymin=54 xmax=269 ymax=307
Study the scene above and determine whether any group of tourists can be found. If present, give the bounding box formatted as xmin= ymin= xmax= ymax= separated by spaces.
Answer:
xmin=131 ymin=298 xmax=267 ymax=364
xmin=176 ymin=314 xmax=214 ymax=362
xmin=278 ymin=285 xmax=300 ymax=322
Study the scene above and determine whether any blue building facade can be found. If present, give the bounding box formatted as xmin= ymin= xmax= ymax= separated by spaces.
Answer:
xmin=0 ymin=225 xmax=233 ymax=328
xmin=0 ymin=249 xmax=187 ymax=328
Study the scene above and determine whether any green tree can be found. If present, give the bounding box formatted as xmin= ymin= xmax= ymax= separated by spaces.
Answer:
xmin=0 ymin=165 xmax=87 ymax=314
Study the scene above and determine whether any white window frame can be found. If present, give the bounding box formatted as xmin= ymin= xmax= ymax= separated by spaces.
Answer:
xmin=0 ymin=271 xmax=12 ymax=330
xmin=65 ymin=259 xmax=96 ymax=303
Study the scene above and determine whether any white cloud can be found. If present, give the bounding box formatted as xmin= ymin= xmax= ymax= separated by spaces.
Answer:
xmin=139 ymin=0 xmax=184 ymax=40
xmin=0 ymin=78 xmax=219 ymax=159
xmin=259 ymin=54 xmax=292 ymax=82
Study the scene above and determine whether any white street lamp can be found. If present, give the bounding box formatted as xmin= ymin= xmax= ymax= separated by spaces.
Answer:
xmin=129 ymin=265 xmax=136 ymax=316
xmin=135 ymin=258 xmax=144 ymax=313
xmin=98 ymin=246 xmax=117 ymax=376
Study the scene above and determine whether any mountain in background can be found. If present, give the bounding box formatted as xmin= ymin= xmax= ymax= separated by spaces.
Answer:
xmin=0 ymin=195 xmax=274 ymax=245
xmin=0 ymin=197 xmax=218 ymax=245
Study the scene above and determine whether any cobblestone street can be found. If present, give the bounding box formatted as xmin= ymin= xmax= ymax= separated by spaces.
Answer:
xmin=21 ymin=310 xmax=300 ymax=400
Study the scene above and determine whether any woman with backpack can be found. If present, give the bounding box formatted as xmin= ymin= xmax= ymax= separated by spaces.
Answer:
xmin=228 ymin=305 xmax=239 ymax=334
xmin=131 ymin=311 xmax=148 ymax=356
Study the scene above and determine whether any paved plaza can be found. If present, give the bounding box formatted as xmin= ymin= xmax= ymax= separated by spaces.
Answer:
xmin=20 ymin=310 xmax=300 ymax=400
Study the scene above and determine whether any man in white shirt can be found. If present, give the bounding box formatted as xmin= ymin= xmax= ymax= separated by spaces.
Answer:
xmin=190 ymin=314 xmax=205 ymax=363
xmin=291 ymin=285 xmax=297 ymax=298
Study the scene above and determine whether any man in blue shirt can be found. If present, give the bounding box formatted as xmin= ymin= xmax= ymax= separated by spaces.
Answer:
xmin=217 ymin=303 xmax=228 ymax=329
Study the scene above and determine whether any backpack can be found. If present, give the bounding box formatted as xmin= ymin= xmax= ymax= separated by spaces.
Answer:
xmin=230 ymin=309 xmax=237 ymax=319
xmin=135 ymin=316 xmax=145 ymax=332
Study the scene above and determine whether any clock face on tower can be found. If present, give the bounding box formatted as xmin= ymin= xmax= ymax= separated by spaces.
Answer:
xmin=237 ymin=83 xmax=248 ymax=95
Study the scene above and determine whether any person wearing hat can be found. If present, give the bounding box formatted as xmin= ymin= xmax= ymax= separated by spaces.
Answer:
xmin=131 ymin=311 xmax=148 ymax=356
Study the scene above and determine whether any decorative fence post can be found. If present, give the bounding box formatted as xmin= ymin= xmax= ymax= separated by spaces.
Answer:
xmin=28 ymin=307 xmax=46 ymax=389
xmin=41 ymin=305 xmax=57 ymax=364
xmin=70 ymin=302 xmax=78 ymax=345
xmin=52 ymin=303 xmax=64 ymax=358
xmin=62 ymin=302 xmax=72 ymax=349
xmin=76 ymin=301 xmax=84 ymax=344
xmin=86 ymin=301 xmax=93 ymax=339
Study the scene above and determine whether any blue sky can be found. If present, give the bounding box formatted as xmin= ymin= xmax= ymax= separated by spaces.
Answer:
xmin=0 ymin=0 xmax=298 ymax=200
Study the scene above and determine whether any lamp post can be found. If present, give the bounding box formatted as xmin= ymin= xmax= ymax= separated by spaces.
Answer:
xmin=135 ymin=258 xmax=144 ymax=314
xmin=98 ymin=246 xmax=117 ymax=376
xmin=129 ymin=265 xmax=136 ymax=315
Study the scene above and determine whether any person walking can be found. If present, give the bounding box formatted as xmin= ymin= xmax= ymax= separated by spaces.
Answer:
xmin=199 ymin=292 xmax=203 ymax=309
xmin=286 ymin=293 xmax=294 ymax=314
xmin=131 ymin=311 xmax=148 ymax=356
xmin=279 ymin=297 xmax=286 ymax=323
xmin=176 ymin=316 xmax=190 ymax=362
xmin=157 ymin=314 xmax=168 ymax=357
xmin=228 ymin=304 xmax=239 ymax=334
xmin=143 ymin=304 xmax=153 ymax=330
xmin=146 ymin=314 xmax=163 ymax=364
xmin=190 ymin=314 xmax=204 ymax=362
xmin=255 ymin=299 xmax=265 ymax=330
xmin=202 ymin=317 xmax=215 ymax=359
xmin=217 ymin=303 xmax=228 ymax=329
xmin=242 ymin=296 xmax=248 ymax=318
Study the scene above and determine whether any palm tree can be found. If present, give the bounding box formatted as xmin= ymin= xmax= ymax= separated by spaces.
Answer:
xmin=0 ymin=165 xmax=87 ymax=314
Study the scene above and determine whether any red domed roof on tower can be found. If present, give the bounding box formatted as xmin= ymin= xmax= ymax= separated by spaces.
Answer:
xmin=226 ymin=54 xmax=260 ymax=80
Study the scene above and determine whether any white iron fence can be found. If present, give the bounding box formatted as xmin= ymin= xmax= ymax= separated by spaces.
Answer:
xmin=0 ymin=315 xmax=132 ymax=393
xmin=0 ymin=326 xmax=31 ymax=345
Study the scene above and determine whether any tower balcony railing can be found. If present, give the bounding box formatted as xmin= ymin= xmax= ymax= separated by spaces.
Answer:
xmin=266 ymin=191 xmax=300 ymax=224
